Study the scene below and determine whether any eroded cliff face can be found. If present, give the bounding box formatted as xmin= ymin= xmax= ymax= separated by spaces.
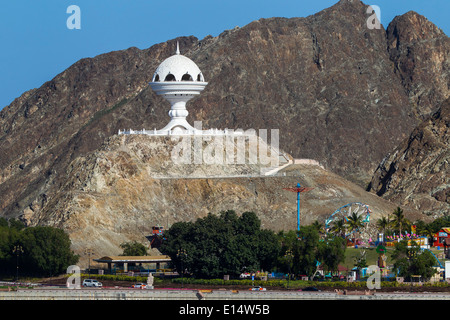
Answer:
xmin=368 ymin=98 xmax=449 ymax=217
xmin=387 ymin=11 xmax=450 ymax=118
xmin=22 ymin=134 xmax=418 ymax=261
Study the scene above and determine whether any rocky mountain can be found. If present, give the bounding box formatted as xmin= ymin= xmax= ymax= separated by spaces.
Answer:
xmin=386 ymin=11 xmax=449 ymax=119
xmin=0 ymin=0 xmax=448 ymax=256
xmin=366 ymin=10 xmax=449 ymax=218
xmin=368 ymin=97 xmax=449 ymax=217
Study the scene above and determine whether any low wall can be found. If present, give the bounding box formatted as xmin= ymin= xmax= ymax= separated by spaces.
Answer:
xmin=1 ymin=288 xmax=450 ymax=300
xmin=293 ymin=159 xmax=324 ymax=168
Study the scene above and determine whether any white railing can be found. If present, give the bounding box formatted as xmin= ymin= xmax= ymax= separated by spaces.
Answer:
xmin=118 ymin=128 xmax=251 ymax=136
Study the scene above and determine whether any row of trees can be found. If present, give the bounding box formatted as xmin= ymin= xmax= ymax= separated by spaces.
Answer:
xmin=375 ymin=208 xmax=446 ymax=281
xmin=376 ymin=207 xmax=450 ymax=240
xmin=160 ymin=209 xmax=444 ymax=281
xmin=0 ymin=218 xmax=79 ymax=277
xmin=324 ymin=206 xmax=450 ymax=245
xmin=324 ymin=211 xmax=366 ymax=244
xmin=324 ymin=207 xmax=410 ymax=246
xmin=1 ymin=206 xmax=443 ymax=281
xmin=159 ymin=210 xmax=346 ymax=279
xmin=376 ymin=207 xmax=411 ymax=237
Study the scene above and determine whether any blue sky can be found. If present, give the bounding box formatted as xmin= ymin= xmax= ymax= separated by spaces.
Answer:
xmin=0 ymin=0 xmax=448 ymax=110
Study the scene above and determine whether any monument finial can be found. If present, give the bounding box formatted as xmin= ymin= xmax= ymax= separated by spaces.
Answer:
xmin=176 ymin=41 xmax=180 ymax=55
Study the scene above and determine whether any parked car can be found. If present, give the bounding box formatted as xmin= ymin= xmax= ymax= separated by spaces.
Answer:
xmin=249 ymin=286 xmax=266 ymax=291
xmin=132 ymin=283 xmax=147 ymax=289
xmin=82 ymin=279 xmax=102 ymax=287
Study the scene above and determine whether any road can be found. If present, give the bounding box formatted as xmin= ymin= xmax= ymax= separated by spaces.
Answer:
xmin=1 ymin=286 xmax=450 ymax=300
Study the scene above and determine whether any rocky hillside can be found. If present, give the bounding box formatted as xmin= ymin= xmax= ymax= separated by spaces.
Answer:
xmin=368 ymin=98 xmax=449 ymax=217
xmin=386 ymin=11 xmax=449 ymax=119
xmin=0 ymin=0 xmax=448 ymax=244
xmin=24 ymin=134 xmax=419 ymax=262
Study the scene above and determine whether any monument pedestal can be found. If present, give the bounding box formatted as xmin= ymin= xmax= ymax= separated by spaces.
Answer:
xmin=147 ymin=273 xmax=154 ymax=290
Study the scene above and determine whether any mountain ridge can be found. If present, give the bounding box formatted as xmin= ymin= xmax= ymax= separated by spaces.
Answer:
xmin=0 ymin=0 xmax=448 ymax=234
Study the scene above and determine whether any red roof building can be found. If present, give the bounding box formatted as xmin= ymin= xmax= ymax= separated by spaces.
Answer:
xmin=433 ymin=228 xmax=450 ymax=247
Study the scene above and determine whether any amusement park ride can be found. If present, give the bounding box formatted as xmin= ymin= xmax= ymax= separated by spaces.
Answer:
xmin=282 ymin=183 xmax=373 ymax=243
xmin=282 ymin=182 xmax=375 ymax=245
xmin=325 ymin=202 xmax=372 ymax=241
xmin=283 ymin=183 xmax=313 ymax=231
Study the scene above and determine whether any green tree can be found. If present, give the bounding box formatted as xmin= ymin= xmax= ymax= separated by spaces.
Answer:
xmin=19 ymin=226 xmax=79 ymax=277
xmin=0 ymin=224 xmax=21 ymax=275
xmin=330 ymin=218 xmax=347 ymax=238
xmin=120 ymin=241 xmax=148 ymax=256
xmin=353 ymin=249 xmax=368 ymax=274
xmin=428 ymin=216 xmax=450 ymax=233
xmin=392 ymin=239 xmax=437 ymax=281
xmin=414 ymin=220 xmax=435 ymax=244
xmin=294 ymin=226 xmax=321 ymax=277
xmin=255 ymin=229 xmax=280 ymax=272
xmin=376 ymin=215 xmax=391 ymax=241
xmin=8 ymin=219 xmax=25 ymax=231
xmin=311 ymin=220 xmax=325 ymax=237
xmin=0 ymin=218 xmax=8 ymax=228
xmin=160 ymin=211 xmax=280 ymax=279
xmin=277 ymin=230 xmax=298 ymax=275
xmin=391 ymin=207 xmax=408 ymax=236
xmin=318 ymin=235 xmax=346 ymax=275
xmin=278 ymin=228 xmax=346 ymax=279
xmin=347 ymin=212 xmax=364 ymax=245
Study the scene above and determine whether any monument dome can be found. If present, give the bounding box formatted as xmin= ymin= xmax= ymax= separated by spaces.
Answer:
xmin=152 ymin=43 xmax=205 ymax=83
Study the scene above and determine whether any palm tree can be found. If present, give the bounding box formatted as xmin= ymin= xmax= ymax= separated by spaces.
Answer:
xmin=311 ymin=220 xmax=326 ymax=237
xmin=331 ymin=218 xmax=347 ymax=238
xmin=347 ymin=212 xmax=364 ymax=246
xmin=377 ymin=215 xmax=391 ymax=243
xmin=391 ymin=207 xmax=407 ymax=237
xmin=415 ymin=222 xmax=435 ymax=245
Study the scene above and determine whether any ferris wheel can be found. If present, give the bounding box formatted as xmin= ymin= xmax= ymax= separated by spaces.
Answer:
xmin=325 ymin=202 xmax=371 ymax=238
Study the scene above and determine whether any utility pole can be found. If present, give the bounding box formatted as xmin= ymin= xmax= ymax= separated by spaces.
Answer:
xmin=177 ymin=249 xmax=187 ymax=289
xmin=85 ymin=248 xmax=94 ymax=278
xmin=13 ymin=245 xmax=24 ymax=287
xmin=284 ymin=249 xmax=293 ymax=289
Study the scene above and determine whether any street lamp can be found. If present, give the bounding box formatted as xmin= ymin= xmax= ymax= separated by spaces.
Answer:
xmin=13 ymin=245 xmax=24 ymax=286
xmin=85 ymin=248 xmax=94 ymax=278
xmin=407 ymin=249 xmax=417 ymax=291
xmin=177 ymin=249 xmax=187 ymax=289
